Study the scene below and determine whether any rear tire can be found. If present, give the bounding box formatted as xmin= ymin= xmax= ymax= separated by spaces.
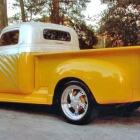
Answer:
xmin=59 ymin=81 xmax=98 ymax=125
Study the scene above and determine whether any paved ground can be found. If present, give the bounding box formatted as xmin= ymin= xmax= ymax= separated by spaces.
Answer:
xmin=0 ymin=103 xmax=139 ymax=140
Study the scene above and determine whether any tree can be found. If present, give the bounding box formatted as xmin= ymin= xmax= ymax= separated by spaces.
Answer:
xmin=98 ymin=0 xmax=140 ymax=47
xmin=19 ymin=0 xmax=26 ymax=21
xmin=11 ymin=0 xmax=48 ymax=22
xmin=0 ymin=0 xmax=8 ymax=31
xmin=73 ymin=23 xmax=98 ymax=49
xmin=51 ymin=0 xmax=59 ymax=23
xmin=11 ymin=0 xmax=90 ymax=23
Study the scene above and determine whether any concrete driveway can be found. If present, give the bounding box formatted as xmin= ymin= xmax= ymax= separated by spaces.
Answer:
xmin=0 ymin=103 xmax=139 ymax=140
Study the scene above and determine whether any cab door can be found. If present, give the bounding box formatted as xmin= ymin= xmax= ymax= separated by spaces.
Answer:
xmin=0 ymin=29 xmax=19 ymax=93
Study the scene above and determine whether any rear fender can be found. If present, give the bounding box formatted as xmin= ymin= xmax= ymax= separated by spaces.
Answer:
xmin=50 ymin=58 xmax=132 ymax=104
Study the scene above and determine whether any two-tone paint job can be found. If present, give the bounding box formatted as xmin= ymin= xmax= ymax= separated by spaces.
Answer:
xmin=0 ymin=22 xmax=140 ymax=106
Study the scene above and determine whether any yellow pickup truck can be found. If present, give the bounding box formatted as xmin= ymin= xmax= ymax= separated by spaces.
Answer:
xmin=0 ymin=22 xmax=140 ymax=124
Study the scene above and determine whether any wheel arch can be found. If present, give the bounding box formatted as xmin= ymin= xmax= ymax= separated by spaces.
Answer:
xmin=53 ymin=77 xmax=97 ymax=106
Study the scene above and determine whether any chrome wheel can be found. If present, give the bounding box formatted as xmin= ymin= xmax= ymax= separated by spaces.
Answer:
xmin=61 ymin=85 xmax=88 ymax=121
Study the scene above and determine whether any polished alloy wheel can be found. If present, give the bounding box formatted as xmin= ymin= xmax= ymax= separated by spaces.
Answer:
xmin=61 ymin=85 xmax=88 ymax=121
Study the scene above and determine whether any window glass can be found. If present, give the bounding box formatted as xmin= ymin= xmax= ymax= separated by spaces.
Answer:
xmin=0 ymin=30 xmax=19 ymax=46
xmin=43 ymin=29 xmax=71 ymax=42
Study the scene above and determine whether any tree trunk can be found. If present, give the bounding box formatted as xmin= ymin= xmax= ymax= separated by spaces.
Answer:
xmin=19 ymin=0 xmax=26 ymax=22
xmin=0 ymin=0 xmax=8 ymax=31
xmin=51 ymin=0 xmax=59 ymax=24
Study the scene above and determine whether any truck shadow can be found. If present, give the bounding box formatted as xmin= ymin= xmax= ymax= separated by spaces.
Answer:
xmin=0 ymin=102 xmax=140 ymax=125
xmin=94 ymin=107 xmax=140 ymax=125
xmin=0 ymin=102 xmax=60 ymax=116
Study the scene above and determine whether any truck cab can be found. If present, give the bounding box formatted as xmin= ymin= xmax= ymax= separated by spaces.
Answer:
xmin=0 ymin=22 xmax=79 ymax=94
xmin=0 ymin=22 xmax=79 ymax=52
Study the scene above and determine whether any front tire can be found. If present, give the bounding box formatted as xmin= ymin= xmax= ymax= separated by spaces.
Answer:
xmin=60 ymin=81 xmax=98 ymax=125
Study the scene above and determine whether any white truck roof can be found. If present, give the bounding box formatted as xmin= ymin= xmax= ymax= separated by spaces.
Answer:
xmin=1 ymin=22 xmax=80 ymax=52
xmin=3 ymin=22 xmax=74 ymax=33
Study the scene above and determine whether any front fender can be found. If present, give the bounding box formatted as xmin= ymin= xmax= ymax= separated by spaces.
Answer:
xmin=50 ymin=58 xmax=132 ymax=104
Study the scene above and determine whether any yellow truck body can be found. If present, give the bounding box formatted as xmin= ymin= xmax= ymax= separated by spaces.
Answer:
xmin=1 ymin=47 xmax=140 ymax=104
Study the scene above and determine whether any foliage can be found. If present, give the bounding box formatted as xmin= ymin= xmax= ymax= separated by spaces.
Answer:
xmin=58 ymin=0 xmax=90 ymax=23
xmin=11 ymin=0 xmax=48 ymax=21
xmin=11 ymin=0 xmax=90 ymax=23
xmin=98 ymin=0 xmax=140 ymax=47
xmin=76 ymin=23 xmax=98 ymax=49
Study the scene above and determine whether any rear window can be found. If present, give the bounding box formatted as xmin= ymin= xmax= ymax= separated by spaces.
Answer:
xmin=43 ymin=29 xmax=71 ymax=42
xmin=0 ymin=30 xmax=19 ymax=46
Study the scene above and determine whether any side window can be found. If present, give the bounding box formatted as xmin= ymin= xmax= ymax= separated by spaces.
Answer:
xmin=0 ymin=30 xmax=19 ymax=46
xmin=43 ymin=29 xmax=71 ymax=42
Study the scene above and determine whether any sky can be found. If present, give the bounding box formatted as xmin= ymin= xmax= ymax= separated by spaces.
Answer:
xmin=84 ymin=0 xmax=107 ymax=17
xmin=7 ymin=0 xmax=107 ymax=25
xmin=83 ymin=0 xmax=107 ymax=25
